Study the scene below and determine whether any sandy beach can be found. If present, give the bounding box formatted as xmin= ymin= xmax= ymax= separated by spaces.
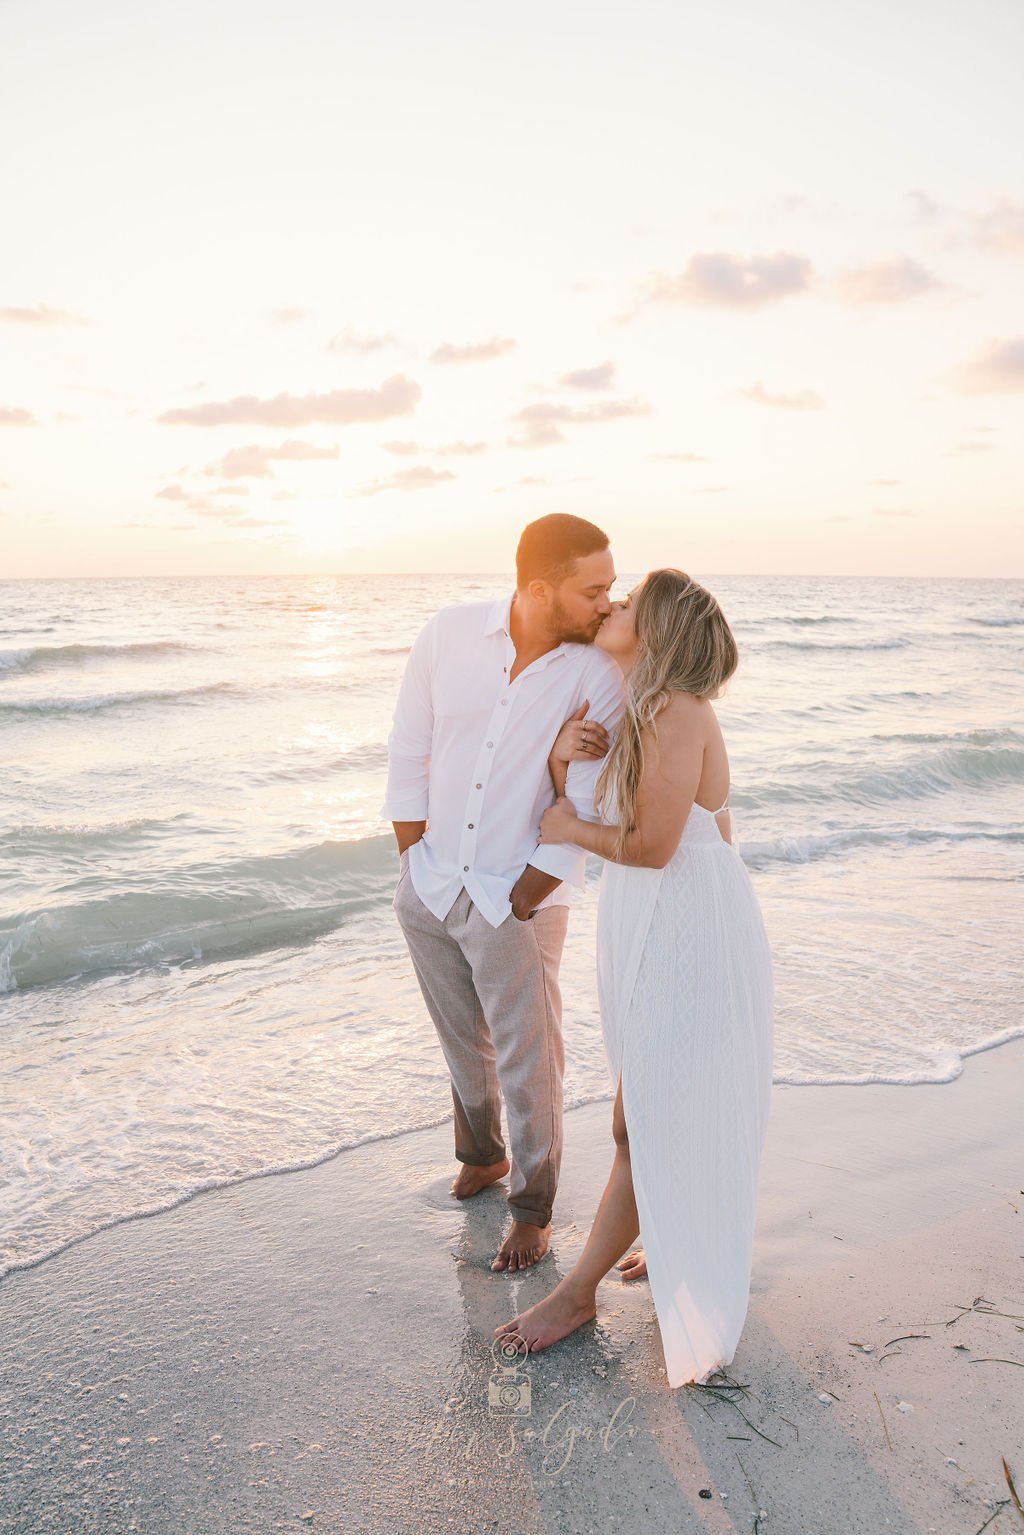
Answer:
xmin=1 ymin=1038 xmax=1021 ymax=1535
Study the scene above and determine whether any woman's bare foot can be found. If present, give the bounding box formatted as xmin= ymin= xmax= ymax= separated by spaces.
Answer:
xmin=491 ymin=1220 xmax=551 ymax=1272
xmin=451 ymin=1157 xmax=510 ymax=1199
xmin=616 ymin=1247 xmax=648 ymax=1280
xmin=494 ymin=1279 xmax=597 ymax=1353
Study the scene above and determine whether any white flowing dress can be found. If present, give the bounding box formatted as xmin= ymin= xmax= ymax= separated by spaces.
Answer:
xmin=596 ymin=797 xmax=774 ymax=1388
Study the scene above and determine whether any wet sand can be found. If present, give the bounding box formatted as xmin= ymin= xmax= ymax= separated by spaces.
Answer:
xmin=1 ymin=1039 xmax=1021 ymax=1535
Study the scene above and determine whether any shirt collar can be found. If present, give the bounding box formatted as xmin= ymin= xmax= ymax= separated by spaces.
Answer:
xmin=483 ymin=594 xmax=514 ymax=636
xmin=483 ymin=594 xmax=571 ymax=669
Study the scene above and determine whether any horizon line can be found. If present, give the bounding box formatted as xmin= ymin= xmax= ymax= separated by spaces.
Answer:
xmin=1 ymin=570 xmax=1022 ymax=584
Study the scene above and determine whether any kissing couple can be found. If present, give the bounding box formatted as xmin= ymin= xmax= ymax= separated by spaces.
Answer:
xmin=381 ymin=514 xmax=774 ymax=1388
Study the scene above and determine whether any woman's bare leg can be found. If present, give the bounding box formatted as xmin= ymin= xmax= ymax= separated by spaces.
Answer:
xmin=494 ymin=1075 xmax=640 ymax=1353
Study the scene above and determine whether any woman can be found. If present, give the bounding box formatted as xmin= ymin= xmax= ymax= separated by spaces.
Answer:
xmin=494 ymin=569 xmax=774 ymax=1388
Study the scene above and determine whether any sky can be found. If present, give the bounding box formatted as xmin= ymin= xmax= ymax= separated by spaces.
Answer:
xmin=1 ymin=0 xmax=1023 ymax=580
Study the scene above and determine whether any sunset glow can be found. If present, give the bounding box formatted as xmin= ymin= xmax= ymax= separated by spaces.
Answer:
xmin=2 ymin=0 xmax=1023 ymax=578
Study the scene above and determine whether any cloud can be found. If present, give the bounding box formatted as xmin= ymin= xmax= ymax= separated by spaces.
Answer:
xmin=955 ymin=337 xmax=1024 ymax=393
xmin=559 ymin=360 xmax=616 ymax=390
xmin=739 ymin=381 xmax=824 ymax=410
xmin=869 ymin=478 xmax=903 ymax=486
xmin=430 ymin=337 xmax=516 ymax=365
xmin=328 ymin=324 xmax=398 ymax=354
xmin=202 ymin=448 xmax=271 ymax=475
xmin=773 ymin=193 xmax=838 ymax=218
xmin=434 ymin=440 xmax=488 ymax=456
xmin=203 ymin=439 xmax=340 ymax=479
xmin=0 ymin=406 xmax=36 ymax=425
xmin=355 ymin=465 xmax=457 ymax=497
xmin=0 ymin=304 xmax=86 ymax=326
xmin=906 ymin=189 xmax=944 ymax=222
xmin=700 ymin=485 xmax=733 ymax=494
xmin=906 ymin=191 xmax=1024 ymax=254
xmin=184 ymin=496 xmax=249 ymax=519
xmin=508 ymin=397 xmax=651 ymax=448
xmin=964 ymin=197 xmax=1024 ymax=254
xmin=873 ymin=507 xmax=918 ymax=518
xmin=156 ymin=484 xmax=188 ymax=501
xmin=231 ymin=516 xmax=291 ymax=529
xmin=157 ymin=374 xmax=420 ymax=426
xmin=638 ymin=251 xmax=814 ymax=310
xmin=653 ymin=451 xmax=709 ymax=463
xmin=384 ymin=438 xmax=487 ymax=456
xmin=832 ymin=256 xmax=943 ymax=304
xmin=272 ymin=306 xmax=311 ymax=325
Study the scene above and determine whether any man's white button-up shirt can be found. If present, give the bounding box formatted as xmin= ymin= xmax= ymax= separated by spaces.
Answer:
xmin=380 ymin=594 xmax=626 ymax=928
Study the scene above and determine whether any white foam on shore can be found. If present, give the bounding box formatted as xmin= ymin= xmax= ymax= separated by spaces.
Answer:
xmin=4 ymin=1028 xmax=1023 ymax=1288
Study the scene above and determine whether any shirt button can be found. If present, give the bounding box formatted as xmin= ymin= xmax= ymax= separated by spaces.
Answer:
xmin=486 ymin=741 xmax=494 ymax=748
xmin=500 ymin=699 xmax=508 ymax=707
xmin=468 ymin=823 xmax=474 ymax=829
xmin=475 ymin=782 xmax=482 ymax=789
xmin=463 ymin=865 xmax=469 ymax=872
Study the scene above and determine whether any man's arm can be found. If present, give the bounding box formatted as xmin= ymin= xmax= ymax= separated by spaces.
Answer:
xmin=562 ymin=658 xmax=627 ymax=824
xmin=546 ymin=694 xmax=706 ymax=868
xmin=380 ymin=617 xmax=435 ymax=854
xmin=509 ymin=864 xmax=563 ymax=921
xmin=392 ymin=819 xmax=427 ymax=856
xmin=512 ymin=658 xmax=627 ymax=918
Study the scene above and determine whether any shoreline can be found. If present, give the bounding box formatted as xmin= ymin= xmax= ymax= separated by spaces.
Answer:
xmin=0 ymin=1039 xmax=1021 ymax=1533
xmin=5 ymin=1024 xmax=1023 ymax=1288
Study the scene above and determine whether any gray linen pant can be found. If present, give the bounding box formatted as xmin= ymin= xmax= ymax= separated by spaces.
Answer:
xmin=394 ymin=857 xmax=570 ymax=1228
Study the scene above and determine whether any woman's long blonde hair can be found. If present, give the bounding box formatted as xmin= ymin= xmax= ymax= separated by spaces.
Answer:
xmin=594 ymin=569 xmax=738 ymax=859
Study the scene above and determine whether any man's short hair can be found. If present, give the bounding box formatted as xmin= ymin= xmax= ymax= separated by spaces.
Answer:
xmin=515 ymin=513 xmax=610 ymax=589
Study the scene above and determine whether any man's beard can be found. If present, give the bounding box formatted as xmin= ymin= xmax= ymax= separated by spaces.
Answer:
xmin=550 ymin=596 xmax=604 ymax=646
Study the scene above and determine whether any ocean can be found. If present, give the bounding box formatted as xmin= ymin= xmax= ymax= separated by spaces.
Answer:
xmin=1 ymin=572 xmax=1021 ymax=1282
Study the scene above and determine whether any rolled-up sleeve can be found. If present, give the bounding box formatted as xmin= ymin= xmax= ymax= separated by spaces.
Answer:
xmin=528 ymin=839 xmax=588 ymax=888
xmin=379 ymin=616 xmax=435 ymax=821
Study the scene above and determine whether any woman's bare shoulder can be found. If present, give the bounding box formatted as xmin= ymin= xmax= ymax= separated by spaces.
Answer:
xmin=656 ymin=690 xmax=712 ymax=736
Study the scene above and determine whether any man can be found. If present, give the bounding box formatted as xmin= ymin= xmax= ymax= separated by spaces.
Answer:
xmin=381 ymin=514 xmax=626 ymax=1273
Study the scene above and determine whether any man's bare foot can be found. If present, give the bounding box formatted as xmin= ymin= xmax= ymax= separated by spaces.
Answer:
xmin=451 ymin=1157 xmax=510 ymax=1200
xmin=616 ymin=1247 xmax=648 ymax=1280
xmin=491 ymin=1219 xmax=551 ymax=1272
xmin=493 ymin=1279 xmax=597 ymax=1352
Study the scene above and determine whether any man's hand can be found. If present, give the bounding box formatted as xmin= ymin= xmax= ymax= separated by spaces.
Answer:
xmin=392 ymin=820 xmax=426 ymax=856
xmin=509 ymin=863 xmax=563 ymax=921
